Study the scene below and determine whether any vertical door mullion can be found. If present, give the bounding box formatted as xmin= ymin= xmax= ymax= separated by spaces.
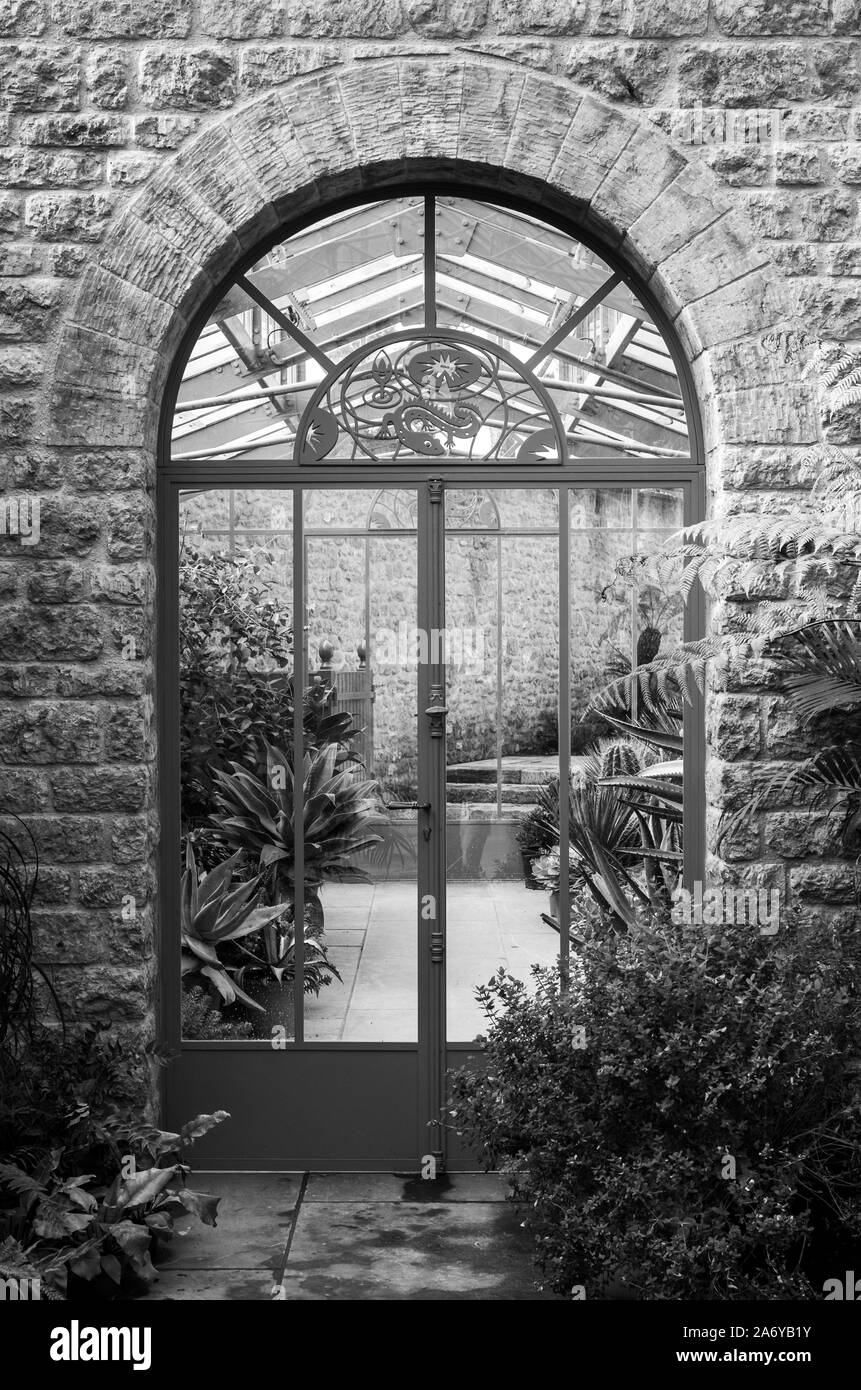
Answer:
xmin=159 ymin=475 xmax=181 ymax=1055
xmin=683 ymin=474 xmax=706 ymax=889
xmin=293 ymin=486 xmax=305 ymax=1041
xmin=424 ymin=195 xmax=436 ymax=331
xmin=417 ymin=477 xmax=446 ymax=1166
xmin=558 ymin=487 xmax=571 ymax=992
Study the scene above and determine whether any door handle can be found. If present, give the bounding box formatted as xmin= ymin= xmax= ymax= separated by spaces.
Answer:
xmin=384 ymin=801 xmax=431 ymax=811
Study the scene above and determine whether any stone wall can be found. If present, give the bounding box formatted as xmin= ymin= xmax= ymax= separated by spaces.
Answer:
xmin=1 ymin=4 xmax=859 ymax=1068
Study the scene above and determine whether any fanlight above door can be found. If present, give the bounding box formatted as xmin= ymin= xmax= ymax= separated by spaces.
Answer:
xmin=171 ymin=195 xmax=694 ymax=467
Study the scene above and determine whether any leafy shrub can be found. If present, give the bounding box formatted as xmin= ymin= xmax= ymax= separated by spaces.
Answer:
xmin=0 ymin=1110 xmax=228 ymax=1298
xmin=0 ymin=1021 xmax=230 ymax=1298
xmin=179 ymin=544 xmax=356 ymax=828
xmin=0 ymin=1024 xmax=151 ymax=1178
xmin=447 ymin=909 xmax=861 ymax=1300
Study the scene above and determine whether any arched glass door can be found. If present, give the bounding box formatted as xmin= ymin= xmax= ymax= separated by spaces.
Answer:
xmin=161 ymin=190 xmax=704 ymax=1168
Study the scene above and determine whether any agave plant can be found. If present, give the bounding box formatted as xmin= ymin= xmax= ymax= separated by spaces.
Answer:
xmin=180 ymin=843 xmax=290 ymax=1012
xmin=209 ymin=741 xmax=383 ymax=906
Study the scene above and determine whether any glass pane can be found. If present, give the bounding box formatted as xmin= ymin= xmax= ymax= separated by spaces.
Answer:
xmin=302 ymin=489 xmax=419 ymax=1042
xmin=566 ymin=485 xmax=685 ymax=944
xmin=172 ymin=193 xmax=695 ymax=465
xmin=172 ymin=198 xmax=425 ymax=463
xmin=434 ymin=197 xmax=689 ymax=459
xmin=445 ymin=490 xmax=561 ymax=1042
xmin=179 ymin=488 xmax=296 ymax=1041
xmin=635 ymin=488 xmax=686 ymax=694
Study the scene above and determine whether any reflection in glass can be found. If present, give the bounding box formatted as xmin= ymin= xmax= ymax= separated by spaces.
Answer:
xmin=179 ymin=489 xmax=298 ymax=1041
xmin=445 ymin=491 xmax=561 ymax=1042
xmin=302 ymin=491 xmax=419 ymax=1042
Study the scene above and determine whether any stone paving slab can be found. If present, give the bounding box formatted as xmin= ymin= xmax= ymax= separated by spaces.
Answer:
xmin=155 ymin=1173 xmax=302 ymax=1271
xmin=144 ymin=1270 xmax=278 ymax=1300
xmin=303 ymin=1172 xmax=507 ymax=1202
xmin=133 ymin=1171 xmax=554 ymax=1301
xmin=278 ymin=1200 xmax=553 ymax=1301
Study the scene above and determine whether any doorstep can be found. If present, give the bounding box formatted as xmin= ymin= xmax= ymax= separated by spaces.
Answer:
xmin=135 ymin=1171 xmax=559 ymax=1301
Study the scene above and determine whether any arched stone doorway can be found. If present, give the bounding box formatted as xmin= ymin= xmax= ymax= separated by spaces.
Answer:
xmin=161 ymin=182 xmax=706 ymax=1167
xmin=43 ymin=56 xmax=795 ymax=1163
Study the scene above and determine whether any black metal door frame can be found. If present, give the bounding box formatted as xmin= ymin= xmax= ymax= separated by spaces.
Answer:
xmin=159 ymin=463 xmax=704 ymax=1169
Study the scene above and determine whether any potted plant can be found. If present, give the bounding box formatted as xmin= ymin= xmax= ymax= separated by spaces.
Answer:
xmin=231 ymin=899 xmax=342 ymax=1035
xmin=531 ymin=844 xmax=561 ymax=919
xmin=514 ymin=801 xmax=557 ymax=889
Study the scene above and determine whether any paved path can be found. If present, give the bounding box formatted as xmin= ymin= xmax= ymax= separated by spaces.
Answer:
xmin=137 ymin=1171 xmax=558 ymax=1301
xmin=308 ymin=880 xmax=559 ymax=1042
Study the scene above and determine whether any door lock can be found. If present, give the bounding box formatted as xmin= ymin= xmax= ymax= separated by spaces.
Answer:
xmin=424 ymin=702 xmax=448 ymax=738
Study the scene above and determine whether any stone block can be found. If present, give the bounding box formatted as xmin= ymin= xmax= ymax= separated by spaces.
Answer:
xmin=0 ymin=344 xmax=43 ymax=386
xmin=19 ymin=114 xmax=127 ymax=146
xmin=0 ymin=148 xmax=104 ymax=186
xmin=564 ymin=40 xmax=670 ymax=103
xmin=24 ymin=191 xmax=114 ymax=241
xmin=139 ymin=47 xmax=237 ymax=110
xmin=626 ymin=0 xmax=708 ymax=35
xmin=0 ymin=43 xmax=81 ymax=111
xmin=0 ymin=766 xmax=51 ymax=811
xmin=134 ymin=113 xmax=200 ymax=150
xmin=105 ymin=704 xmax=151 ymax=761
xmin=86 ymin=48 xmax=129 ymax=110
xmin=52 ymin=765 xmax=149 ymax=812
xmin=677 ymin=42 xmax=808 ymax=106
xmin=0 ymin=606 xmax=102 ymax=658
xmin=713 ymin=0 xmax=832 ymax=35
xmin=237 ymin=42 xmax=340 ymax=93
xmin=286 ymin=0 xmax=408 ymax=38
xmin=106 ymin=495 xmax=154 ymax=561
xmin=0 ymin=277 xmax=60 ymax=339
xmin=0 ymin=702 xmax=102 ymax=762
xmin=0 ymin=0 xmax=48 ymax=35
xmin=774 ymin=145 xmax=824 ymax=184
xmin=52 ymin=0 xmax=191 ymax=37
xmin=491 ymin=0 xmax=583 ymax=35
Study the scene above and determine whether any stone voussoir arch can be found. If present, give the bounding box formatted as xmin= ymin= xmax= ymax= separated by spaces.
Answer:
xmin=47 ymin=52 xmax=802 ymax=467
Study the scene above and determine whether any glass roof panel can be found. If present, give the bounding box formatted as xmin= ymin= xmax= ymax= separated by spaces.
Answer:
xmin=171 ymin=193 xmax=692 ymax=465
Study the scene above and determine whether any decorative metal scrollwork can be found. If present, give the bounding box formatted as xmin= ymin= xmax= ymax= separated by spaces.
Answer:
xmin=295 ymin=332 xmax=566 ymax=464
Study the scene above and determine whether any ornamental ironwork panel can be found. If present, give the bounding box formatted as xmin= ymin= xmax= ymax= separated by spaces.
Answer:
xmin=295 ymin=331 xmax=567 ymax=465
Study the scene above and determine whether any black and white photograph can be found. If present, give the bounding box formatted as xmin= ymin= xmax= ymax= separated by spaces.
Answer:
xmin=0 ymin=0 xmax=859 ymax=1365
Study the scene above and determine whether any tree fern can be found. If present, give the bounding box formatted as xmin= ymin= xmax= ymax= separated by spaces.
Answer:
xmin=599 ymin=340 xmax=861 ymax=862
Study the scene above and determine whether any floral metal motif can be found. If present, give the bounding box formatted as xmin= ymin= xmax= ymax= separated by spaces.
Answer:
xmin=367 ymin=488 xmax=420 ymax=530
xmin=366 ymin=487 xmax=501 ymax=531
xmin=296 ymin=334 xmax=565 ymax=464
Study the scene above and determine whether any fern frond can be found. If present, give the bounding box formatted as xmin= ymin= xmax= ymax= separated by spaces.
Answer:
xmin=832 ymin=372 xmax=861 ymax=410
xmin=780 ymin=619 xmax=861 ymax=720
xmin=0 ymin=1164 xmax=46 ymax=1201
xmin=795 ymin=743 xmax=861 ymax=794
